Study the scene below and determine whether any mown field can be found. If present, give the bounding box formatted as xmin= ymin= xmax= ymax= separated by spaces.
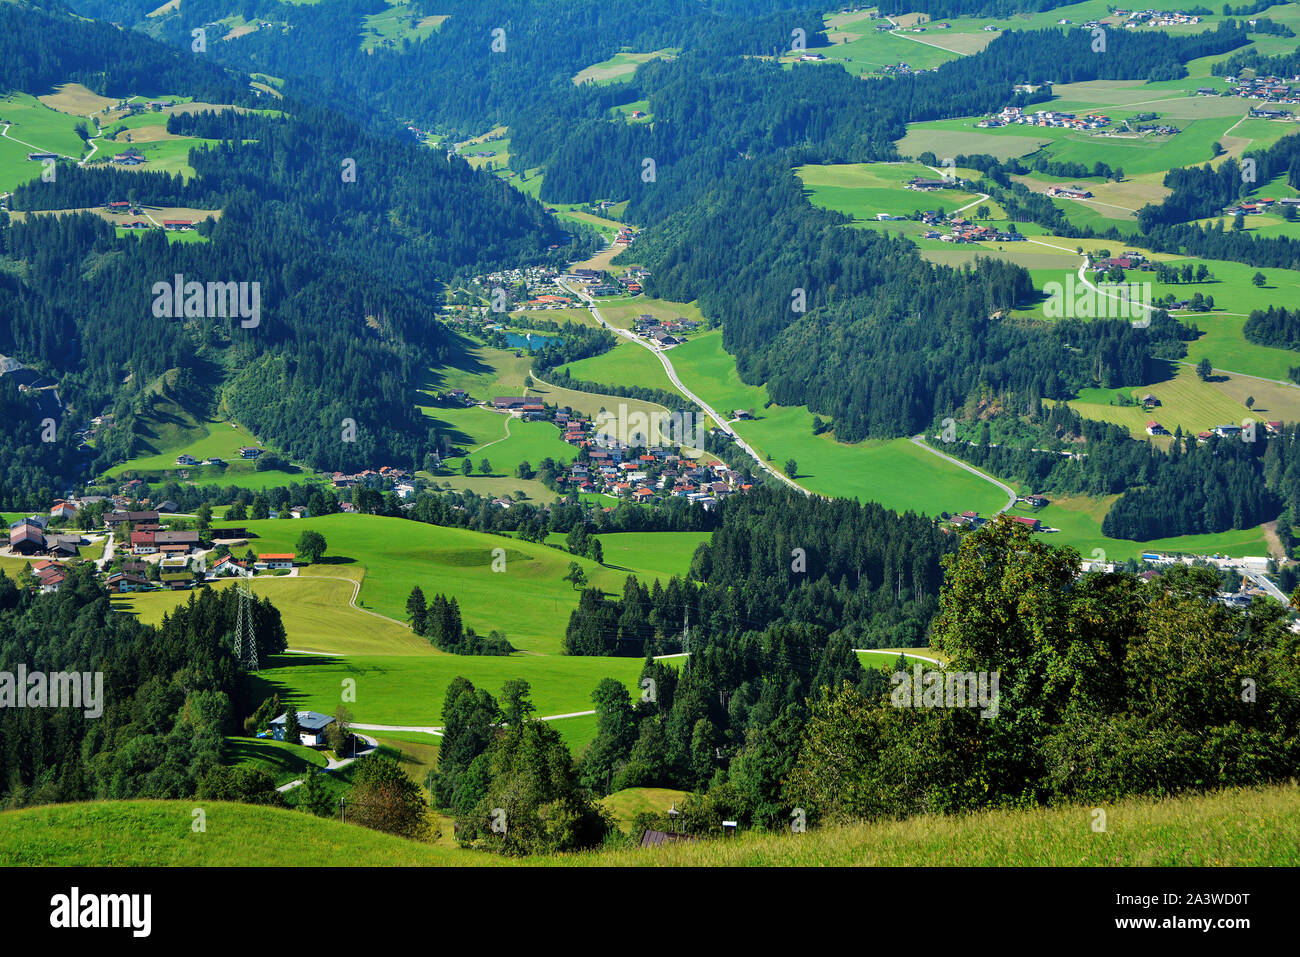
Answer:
xmin=797 ymin=161 xmax=984 ymax=220
xmin=5 ymin=783 xmax=1295 ymax=865
xmin=572 ymin=49 xmax=676 ymax=86
xmin=248 ymin=651 xmax=646 ymax=726
xmin=116 ymin=513 xmax=700 ymax=655
xmin=664 ymin=331 xmax=1011 ymax=516
xmin=111 ymin=571 xmax=436 ymax=656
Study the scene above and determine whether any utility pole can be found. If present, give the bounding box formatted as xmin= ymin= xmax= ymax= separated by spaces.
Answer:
xmin=233 ymin=579 xmax=258 ymax=671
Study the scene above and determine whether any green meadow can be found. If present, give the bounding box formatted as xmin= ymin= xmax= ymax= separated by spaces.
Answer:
xmin=187 ymin=514 xmax=697 ymax=654
xmin=6 ymin=783 xmax=1295 ymax=865
xmin=249 ymin=652 xmax=645 ymax=726
xmin=664 ymin=331 xmax=1010 ymax=516
xmin=226 ymin=735 xmax=328 ymax=785
xmin=796 ymin=161 xmax=984 ymax=220
xmin=112 ymin=573 xmax=435 ymax=656
xmin=573 ymin=49 xmax=676 ymax=86
xmin=359 ymin=1 xmax=446 ymax=52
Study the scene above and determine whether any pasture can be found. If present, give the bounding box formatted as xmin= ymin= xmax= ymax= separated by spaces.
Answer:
xmin=111 ymin=573 xmax=435 ymax=657
xmin=197 ymin=513 xmax=697 ymax=654
xmin=249 ymin=652 xmax=646 ymax=726
xmin=665 ymin=332 xmax=1011 ymax=515
xmin=573 ymin=49 xmax=676 ymax=86
xmin=797 ymin=161 xmax=984 ymax=220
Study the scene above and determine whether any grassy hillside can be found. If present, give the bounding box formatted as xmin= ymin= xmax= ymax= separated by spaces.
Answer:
xmin=248 ymin=652 xmax=646 ymax=726
xmin=577 ymin=784 xmax=1300 ymax=866
xmin=5 ymin=784 xmax=1295 ymax=865
xmin=201 ymin=514 xmax=665 ymax=654
xmin=0 ymin=801 xmax=482 ymax=867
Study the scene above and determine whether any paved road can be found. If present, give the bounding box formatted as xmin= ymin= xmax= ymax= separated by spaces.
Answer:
xmin=557 ymin=276 xmax=812 ymax=495
xmin=275 ymin=732 xmax=379 ymax=792
xmin=1245 ymin=570 xmax=1290 ymax=607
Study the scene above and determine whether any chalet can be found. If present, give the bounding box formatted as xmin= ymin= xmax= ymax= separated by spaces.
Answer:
xmin=212 ymin=555 xmax=252 ymax=577
xmin=204 ymin=457 xmax=226 ymax=466
xmin=1214 ymin=424 xmax=1242 ymax=438
xmin=270 ymin=710 xmax=336 ymax=747
xmin=36 ymin=565 xmax=67 ymax=593
xmin=908 ymin=177 xmax=951 ymax=190
xmin=130 ymin=531 xmax=158 ymax=554
xmin=493 ymin=396 xmax=529 ymax=411
xmin=105 ymin=510 xmax=159 ymax=527
xmin=162 ymin=220 xmax=193 ymax=231
xmin=733 ymin=409 xmax=753 ymax=420
xmin=1010 ymin=515 xmax=1041 ymax=531
xmin=1141 ymin=393 xmax=1159 ymax=408
xmin=1050 ymin=186 xmax=1093 ymax=200
xmin=256 ymin=553 xmax=295 ymax=570
xmin=110 ymin=148 xmax=146 ymax=166
xmin=238 ymin=446 xmax=263 ymax=459
xmin=49 ymin=501 xmax=78 ymax=521
xmin=105 ymin=572 xmax=149 ymax=594
xmin=176 ymin=454 xmax=199 ymax=466
xmin=1145 ymin=421 xmax=1168 ymax=436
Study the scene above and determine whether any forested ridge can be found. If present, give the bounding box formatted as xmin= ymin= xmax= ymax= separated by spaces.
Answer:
xmin=0 ymin=568 xmax=285 ymax=808
xmin=0 ymin=4 xmax=591 ymax=491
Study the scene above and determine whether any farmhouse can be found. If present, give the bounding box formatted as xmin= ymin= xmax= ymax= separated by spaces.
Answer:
xmin=105 ymin=572 xmax=149 ymax=594
xmin=110 ymin=148 xmax=146 ymax=166
xmin=8 ymin=522 xmax=46 ymax=556
xmin=238 ymin=446 xmax=263 ymax=459
xmin=270 ymin=710 xmax=335 ymax=747
xmin=256 ymin=553 xmax=295 ymax=570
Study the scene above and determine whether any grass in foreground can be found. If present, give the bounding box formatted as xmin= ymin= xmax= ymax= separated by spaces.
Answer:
xmin=3 ymin=784 xmax=1295 ymax=866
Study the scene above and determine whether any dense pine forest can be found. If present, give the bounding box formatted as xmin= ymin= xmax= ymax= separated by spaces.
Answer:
xmin=0 ymin=569 xmax=285 ymax=807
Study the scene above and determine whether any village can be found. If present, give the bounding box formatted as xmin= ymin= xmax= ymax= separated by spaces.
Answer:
xmin=481 ymin=393 xmax=756 ymax=508
xmin=3 ymin=505 xmax=297 ymax=596
xmin=978 ymin=106 xmax=1111 ymax=132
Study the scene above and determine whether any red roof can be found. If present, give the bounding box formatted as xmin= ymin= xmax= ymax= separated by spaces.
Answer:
xmin=259 ymin=553 xmax=295 ymax=561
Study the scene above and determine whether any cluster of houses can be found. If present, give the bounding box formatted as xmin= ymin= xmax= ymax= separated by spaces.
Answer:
xmin=1224 ymin=196 xmax=1300 ymax=217
xmin=1092 ymin=252 xmax=1152 ymax=273
xmin=459 ymin=266 xmax=572 ymax=316
xmin=950 ymin=510 xmax=1046 ymax=533
xmin=563 ymin=268 xmax=620 ymax=297
xmin=1217 ymin=75 xmax=1300 ymax=105
xmin=330 ymin=465 xmax=416 ymax=498
xmin=1117 ymin=9 xmax=1202 ymax=27
xmin=1143 ymin=418 xmax=1283 ymax=442
xmin=921 ymin=213 xmax=1026 ymax=244
xmin=979 ymin=107 xmax=1109 ymax=131
xmin=632 ymin=313 xmax=697 ymax=347
xmin=3 ymin=514 xmax=83 ymax=560
xmin=1 ymin=496 xmax=306 ymax=595
xmin=558 ymin=447 xmax=753 ymax=508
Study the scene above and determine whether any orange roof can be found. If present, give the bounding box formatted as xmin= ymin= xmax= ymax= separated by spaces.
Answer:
xmin=258 ymin=553 xmax=295 ymax=561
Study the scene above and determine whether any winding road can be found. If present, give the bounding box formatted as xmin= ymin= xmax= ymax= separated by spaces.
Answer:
xmin=557 ymin=276 xmax=811 ymax=495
